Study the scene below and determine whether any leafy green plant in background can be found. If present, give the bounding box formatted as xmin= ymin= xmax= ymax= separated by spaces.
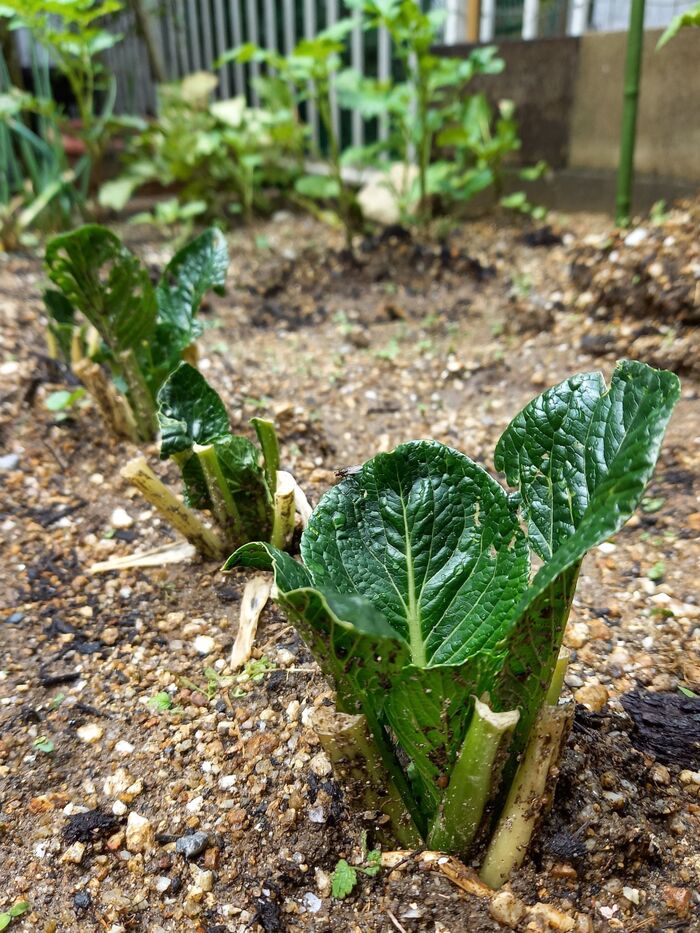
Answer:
xmin=122 ymin=363 xmax=301 ymax=560
xmin=342 ymin=0 xmax=523 ymax=225
xmin=227 ymin=360 xmax=679 ymax=885
xmin=43 ymin=225 xmax=228 ymax=441
xmin=0 ymin=0 xmax=125 ymax=201
xmin=100 ymin=70 xmax=305 ymax=228
xmin=0 ymin=37 xmax=79 ymax=247
xmin=657 ymin=1 xmax=700 ymax=48
xmin=218 ymin=21 xmax=361 ymax=251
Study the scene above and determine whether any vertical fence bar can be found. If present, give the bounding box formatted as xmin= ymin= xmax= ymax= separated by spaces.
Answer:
xmin=445 ymin=0 xmax=466 ymax=44
xmin=283 ymin=0 xmax=296 ymax=54
xmin=187 ymin=0 xmax=202 ymax=70
xmin=480 ymin=0 xmax=496 ymax=41
xmin=264 ymin=0 xmax=277 ymax=52
xmin=174 ymin=0 xmax=191 ymax=75
xmin=326 ymin=0 xmax=340 ymax=139
xmin=212 ymin=0 xmax=231 ymax=96
xmin=568 ymin=0 xmax=591 ymax=36
xmin=350 ymin=11 xmax=364 ymax=147
xmin=304 ymin=0 xmax=319 ymax=148
xmin=200 ymin=0 xmax=215 ymax=70
xmin=377 ymin=25 xmax=391 ymax=143
xmin=245 ymin=0 xmax=261 ymax=104
xmin=522 ymin=0 xmax=540 ymax=38
xmin=230 ymin=0 xmax=245 ymax=95
xmin=158 ymin=5 xmax=175 ymax=79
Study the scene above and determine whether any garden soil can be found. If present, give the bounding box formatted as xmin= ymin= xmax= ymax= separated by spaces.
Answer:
xmin=1 ymin=202 xmax=699 ymax=932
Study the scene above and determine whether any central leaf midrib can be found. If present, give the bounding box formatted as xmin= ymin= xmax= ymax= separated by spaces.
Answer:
xmin=399 ymin=487 xmax=426 ymax=667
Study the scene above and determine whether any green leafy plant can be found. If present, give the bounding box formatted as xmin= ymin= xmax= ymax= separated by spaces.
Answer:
xmin=657 ymin=2 xmax=700 ymax=48
xmin=148 ymin=691 xmax=177 ymax=712
xmin=331 ymin=833 xmax=382 ymax=899
xmin=342 ymin=0 xmax=517 ymax=224
xmin=0 ymin=0 xmax=125 ymax=201
xmin=226 ymin=360 xmax=679 ymax=886
xmin=0 ymin=44 xmax=78 ymax=247
xmin=44 ymin=386 xmax=86 ymax=419
xmin=122 ymin=363 xmax=301 ymax=560
xmin=218 ymin=22 xmax=360 ymax=250
xmin=100 ymin=70 xmax=305 ymax=226
xmin=43 ymin=225 xmax=228 ymax=441
xmin=0 ymin=902 xmax=30 ymax=930
xmin=33 ymin=736 xmax=54 ymax=754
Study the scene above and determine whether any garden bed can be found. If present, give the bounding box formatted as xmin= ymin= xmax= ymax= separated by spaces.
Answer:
xmin=0 ymin=204 xmax=699 ymax=932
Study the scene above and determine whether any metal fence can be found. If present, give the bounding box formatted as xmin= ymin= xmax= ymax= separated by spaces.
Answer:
xmin=14 ymin=0 xmax=698 ymax=148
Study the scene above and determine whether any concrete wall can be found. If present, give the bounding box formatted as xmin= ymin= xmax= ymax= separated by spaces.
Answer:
xmin=440 ymin=28 xmax=700 ymax=184
xmin=569 ymin=29 xmax=700 ymax=181
xmin=435 ymin=38 xmax=580 ymax=170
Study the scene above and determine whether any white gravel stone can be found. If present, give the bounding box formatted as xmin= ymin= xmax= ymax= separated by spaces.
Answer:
xmin=194 ymin=635 xmax=216 ymax=656
xmin=77 ymin=723 xmax=104 ymax=744
xmin=111 ymin=507 xmax=133 ymax=528
xmin=125 ymin=812 xmax=154 ymax=853
xmin=61 ymin=841 xmax=86 ymax=864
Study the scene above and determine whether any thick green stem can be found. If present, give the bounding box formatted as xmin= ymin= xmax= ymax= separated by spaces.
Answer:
xmin=615 ymin=0 xmax=646 ymax=226
xmin=314 ymin=706 xmax=421 ymax=849
xmin=271 ymin=470 xmax=296 ymax=550
xmin=121 ymin=456 xmax=225 ymax=560
xmin=117 ymin=347 xmax=157 ymax=440
xmin=428 ymin=698 xmax=520 ymax=855
xmin=480 ymin=704 xmax=572 ymax=890
xmin=251 ymin=417 xmax=280 ymax=495
xmin=546 ymin=648 xmax=570 ymax=706
xmin=193 ymin=442 xmax=245 ymax=547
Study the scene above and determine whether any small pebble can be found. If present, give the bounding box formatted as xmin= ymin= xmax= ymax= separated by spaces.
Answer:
xmin=77 ymin=724 xmax=104 ymax=744
xmin=61 ymin=841 xmax=86 ymax=864
xmin=110 ymin=507 xmax=133 ymax=529
xmin=574 ymin=684 xmax=609 ymax=712
xmin=125 ymin=812 xmax=154 ymax=853
xmin=194 ymin=635 xmax=216 ymax=656
xmin=303 ymin=892 xmax=322 ymax=913
xmin=0 ymin=453 xmax=20 ymax=471
xmin=176 ymin=831 xmax=210 ymax=859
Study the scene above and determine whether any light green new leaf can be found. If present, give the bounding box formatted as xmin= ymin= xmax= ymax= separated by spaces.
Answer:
xmin=331 ymin=859 xmax=357 ymax=899
xmin=294 ymin=174 xmax=341 ymax=200
xmin=44 ymin=225 xmax=156 ymax=354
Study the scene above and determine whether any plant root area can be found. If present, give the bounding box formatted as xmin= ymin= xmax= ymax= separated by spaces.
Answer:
xmin=1 ymin=203 xmax=699 ymax=932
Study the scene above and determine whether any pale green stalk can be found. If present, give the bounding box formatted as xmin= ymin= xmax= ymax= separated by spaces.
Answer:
xmin=428 ymin=698 xmax=519 ymax=855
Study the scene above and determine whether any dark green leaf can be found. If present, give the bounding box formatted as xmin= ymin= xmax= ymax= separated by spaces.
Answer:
xmin=494 ymin=370 xmax=605 ymax=561
xmin=44 ymin=225 xmax=156 ymax=354
xmin=493 ymin=360 xmax=681 ymax=750
xmin=300 ymin=441 xmax=529 ymax=667
xmin=157 ymin=362 xmax=230 ymax=457
xmin=156 ymin=226 xmax=228 ymax=345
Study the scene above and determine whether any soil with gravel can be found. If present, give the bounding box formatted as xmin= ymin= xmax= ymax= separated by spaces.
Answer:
xmin=1 ymin=202 xmax=699 ymax=933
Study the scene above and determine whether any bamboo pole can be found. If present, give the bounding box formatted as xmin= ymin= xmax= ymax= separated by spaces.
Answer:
xmin=615 ymin=0 xmax=646 ymax=226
